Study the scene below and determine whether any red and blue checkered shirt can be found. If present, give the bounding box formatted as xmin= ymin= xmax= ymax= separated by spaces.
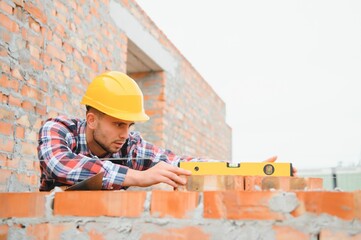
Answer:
xmin=37 ymin=116 xmax=197 ymax=191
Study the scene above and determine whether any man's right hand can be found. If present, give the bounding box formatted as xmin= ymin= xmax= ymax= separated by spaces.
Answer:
xmin=122 ymin=161 xmax=192 ymax=188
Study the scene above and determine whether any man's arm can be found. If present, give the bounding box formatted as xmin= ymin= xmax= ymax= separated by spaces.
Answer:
xmin=123 ymin=161 xmax=191 ymax=188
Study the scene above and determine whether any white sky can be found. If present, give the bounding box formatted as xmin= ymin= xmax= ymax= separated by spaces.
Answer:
xmin=136 ymin=0 xmax=361 ymax=169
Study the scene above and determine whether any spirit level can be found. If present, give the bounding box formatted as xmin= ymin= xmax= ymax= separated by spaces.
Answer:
xmin=178 ymin=162 xmax=293 ymax=176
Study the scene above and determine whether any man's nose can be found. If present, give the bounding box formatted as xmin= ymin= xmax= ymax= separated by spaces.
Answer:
xmin=119 ymin=127 xmax=129 ymax=139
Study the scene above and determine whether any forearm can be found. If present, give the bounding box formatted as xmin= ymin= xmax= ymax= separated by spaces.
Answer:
xmin=121 ymin=168 xmax=141 ymax=187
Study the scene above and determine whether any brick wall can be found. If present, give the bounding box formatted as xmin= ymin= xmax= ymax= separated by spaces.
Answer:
xmin=0 ymin=176 xmax=360 ymax=239
xmin=0 ymin=0 xmax=231 ymax=191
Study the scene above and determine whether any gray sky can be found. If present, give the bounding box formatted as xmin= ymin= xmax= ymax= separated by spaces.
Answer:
xmin=136 ymin=0 xmax=361 ymax=169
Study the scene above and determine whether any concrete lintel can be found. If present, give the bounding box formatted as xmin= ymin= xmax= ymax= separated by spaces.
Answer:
xmin=109 ymin=0 xmax=177 ymax=75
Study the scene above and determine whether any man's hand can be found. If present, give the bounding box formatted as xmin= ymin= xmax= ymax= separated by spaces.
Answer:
xmin=264 ymin=155 xmax=278 ymax=163
xmin=123 ymin=161 xmax=192 ymax=188
xmin=263 ymin=155 xmax=297 ymax=175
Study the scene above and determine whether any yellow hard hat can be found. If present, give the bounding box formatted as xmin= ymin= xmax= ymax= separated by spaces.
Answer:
xmin=81 ymin=71 xmax=149 ymax=122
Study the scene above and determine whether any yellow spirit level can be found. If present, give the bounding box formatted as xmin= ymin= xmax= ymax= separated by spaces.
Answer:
xmin=179 ymin=162 xmax=293 ymax=176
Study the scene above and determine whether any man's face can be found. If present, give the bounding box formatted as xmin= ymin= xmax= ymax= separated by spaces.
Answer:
xmin=92 ymin=114 xmax=134 ymax=154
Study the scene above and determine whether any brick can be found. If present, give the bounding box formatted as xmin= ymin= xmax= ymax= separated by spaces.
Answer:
xmin=9 ymin=95 xmax=21 ymax=107
xmin=21 ymin=100 xmax=34 ymax=111
xmin=0 ymin=225 xmax=9 ymax=240
xmin=245 ymin=176 xmax=323 ymax=191
xmin=183 ymin=175 xmax=244 ymax=191
xmin=273 ymin=226 xmax=310 ymax=240
xmin=305 ymin=177 xmax=323 ymax=190
xmin=46 ymin=44 xmax=66 ymax=62
xmin=0 ymin=93 xmax=9 ymax=104
xmin=16 ymin=172 xmax=39 ymax=186
xmin=319 ymin=229 xmax=361 ymax=240
xmin=20 ymin=141 xmax=37 ymax=156
xmin=355 ymin=191 xmax=361 ymax=220
xmin=24 ymin=2 xmax=47 ymax=24
xmin=203 ymin=191 xmax=285 ymax=220
xmin=0 ymin=169 xmax=12 ymax=187
xmin=0 ymin=138 xmax=14 ymax=152
xmin=151 ymin=190 xmax=199 ymax=218
xmin=0 ymin=1 xmax=13 ymax=15
xmin=0 ymin=192 xmax=47 ymax=218
xmin=29 ymin=17 xmax=41 ymax=32
xmin=140 ymin=226 xmax=210 ymax=240
xmin=54 ymin=191 xmax=146 ymax=217
xmin=0 ymin=13 xmax=19 ymax=32
xmin=293 ymin=192 xmax=356 ymax=220
xmin=26 ymin=223 xmax=74 ymax=240
xmin=15 ymin=126 xmax=25 ymax=138
xmin=22 ymin=28 xmax=44 ymax=46
xmin=0 ymin=121 xmax=13 ymax=136
xmin=2 ymin=156 xmax=19 ymax=169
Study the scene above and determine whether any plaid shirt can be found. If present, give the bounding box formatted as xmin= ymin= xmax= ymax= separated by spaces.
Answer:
xmin=37 ymin=116 xmax=196 ymax=191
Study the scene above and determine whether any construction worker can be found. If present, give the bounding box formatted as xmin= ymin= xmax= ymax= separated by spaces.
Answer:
xmin=37 ymin=71 xmax=281 ymax=191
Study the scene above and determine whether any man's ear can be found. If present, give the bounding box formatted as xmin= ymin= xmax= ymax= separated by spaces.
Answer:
xmin=86 ymin=112 xmax=97 ymax=130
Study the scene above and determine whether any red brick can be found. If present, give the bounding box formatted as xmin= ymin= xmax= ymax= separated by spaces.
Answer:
xmin=0 ymin=169 xmax=12 ymax=185
xmin=35 ymin=103 xmax=47 ymax=116
xmin=1 ymin=155 xmax=19 ymax=169
xmin=11 ymin=67 xmax=23 ymax=80
xmin=26 ymin=223 xmax=74 ymax=240
xmin=151 ymin=190 xmax=199 ymax=218
xmin=9 ymin=95 xmax=21 ymax=107
xmin=29 ymin=17 xmax=40 ymax=32
xmin=245 ymin=176 xmax=323 ymax=191
xmin=355 ymin=190 xmax=361 ymax=220
xmin=293 ymin=192 xmax=356 ymax=220
xmin=41 ymin=52 xmax=51 ymax=66
xmin=16 ymin=172 xmax=39 ymax=186
xmin=22 ymin=28 xmax=44 ymax=46
xmin=54 ymin=191 xmax=146 ymax=217
xmin=0 ymin=121 xmax=13 ymax=135
xmin=140 ymin=226 xmax=210 ymax=240
xmin=273 ymin=226 xmax=310 ymax=240
xmin=20 ymin=141 xmax=37 ymax=155
xmin=0 ymin=192 xmax=47 ymax=218
xmin=0 ymin=93 xmax=9 ymax=105
xmin=184 ymin=175 xmax=244 ymax=191
xmin=0 ymin=138 xmax=14 ymax=152
xmin=0 ymin=1 xmax=13 ymax=14
xmin=0 ymin=225 xmax=9 ymax=240
xmin=0 ymin=13 xmax=19 ymax=32
xmin=1 ymin=74 xmax=20 ymax=91
xmin=24 ymin=2 xmax=47 ymax=24
xmin=319 ymin=229 xmax=361 ymax=240
xmin=15 ymin=126 xmax=25 ymax=138
xmin=203 ymin=191 xmax=285 ymax=220
xmin=30 ymin=58 xmax=43 ymax=70
xmin=46 ymin=44 xmax=66 ymax=62
xmin=21 ymin=100 xmax=34 ymax=111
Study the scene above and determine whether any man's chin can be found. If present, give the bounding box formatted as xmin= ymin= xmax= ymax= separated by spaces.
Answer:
xmin=110 ymin=145 xmax=122 ymax=153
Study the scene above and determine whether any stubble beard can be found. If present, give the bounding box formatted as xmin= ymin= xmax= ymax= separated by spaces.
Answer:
xmin=93 ymin=130 xmax=118 ymax=154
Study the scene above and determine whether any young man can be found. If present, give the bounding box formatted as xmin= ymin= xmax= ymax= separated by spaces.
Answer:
xmin=37 ymin=71 xmax=196 ymax=191
xmin=38 ymin=71 xmax=282 ymax=191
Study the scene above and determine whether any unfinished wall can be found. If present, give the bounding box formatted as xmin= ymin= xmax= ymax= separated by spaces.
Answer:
xmin=0 ymin=0 xmax=231 ymax=192
xmin=0 ymin=188 xmax=360 ymax=239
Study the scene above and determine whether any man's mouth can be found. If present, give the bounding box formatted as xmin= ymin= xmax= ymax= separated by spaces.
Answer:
xmin=114 ymin=141 xmax=125 ymax=147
